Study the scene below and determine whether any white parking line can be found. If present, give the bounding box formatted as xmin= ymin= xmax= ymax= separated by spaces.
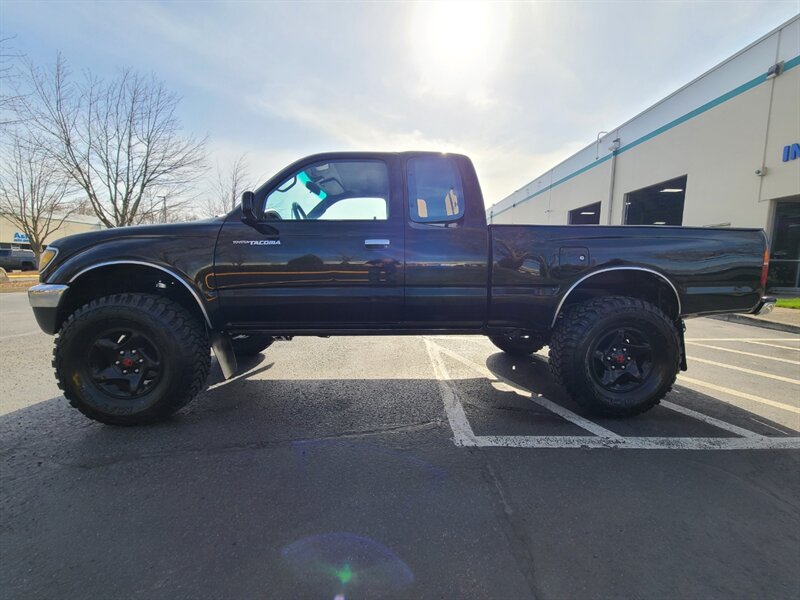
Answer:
xmin=686 ymin=341 xmax=800 ymax=365
xmin=684 ymin=338 xmax=800 ymax=342
xmin=747 ymin=340 xmax=800 ymax=352
xmin=0 ymin=330 xmax=41 ymax=340
xmin=689 ymin=357 xmax=800 ymax=385
xmin=423 ymin=338 xmax=478 ymax=446
xmin=432 ymin=342 xmax=624 ymax=440
xmin=748 ymin=416 xmax=794 ymax=435
xmin=472 ymin=435 xmax=800 ymax=450
xmin=423 ymin=337 xmax=800 ymax=450
xmin=660 ymin=400 xmax=761 ymax=438
xmin=677 ymin=375 xmax=800 ymax=414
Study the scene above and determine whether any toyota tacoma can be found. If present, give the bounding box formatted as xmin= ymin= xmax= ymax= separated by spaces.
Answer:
xmin=28 ymin=152 xmax=774 ymax=425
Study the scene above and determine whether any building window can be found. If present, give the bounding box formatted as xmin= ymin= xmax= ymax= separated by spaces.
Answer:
xmin=568 ymin=202 xmax=601 ymax=224
xmin=768 ymin=199 xmax=800 ymax=291
xmin=623 ymin=175 xmax=687 ymax=226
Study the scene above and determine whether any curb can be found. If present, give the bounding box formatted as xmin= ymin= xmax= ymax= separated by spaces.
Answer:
xmin=708 ymin=313 xmax=800 ymax=335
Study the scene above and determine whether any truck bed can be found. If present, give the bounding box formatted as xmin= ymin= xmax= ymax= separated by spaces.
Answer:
xmin=488 ymin=224 xmax=767 ymax=331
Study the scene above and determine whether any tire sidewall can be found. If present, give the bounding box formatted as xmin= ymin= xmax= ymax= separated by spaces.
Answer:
xmin=58 ymin=304 xmax=193 ymax=420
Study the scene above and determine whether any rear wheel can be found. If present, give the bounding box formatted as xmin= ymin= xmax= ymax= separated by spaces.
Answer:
xmin=231 ymin=334 xmax=273 ymax=357
xmin=549 ymin=296 xmax=679 ymax=416
xmin=54 ymin=293 xmax=210 ymax=425
xmin=489 ymin=332 xmax=546 ymax=356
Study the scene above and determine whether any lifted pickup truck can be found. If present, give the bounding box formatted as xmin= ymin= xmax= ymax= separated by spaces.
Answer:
xmin=29 ymin=152 xmax=774 ymax=425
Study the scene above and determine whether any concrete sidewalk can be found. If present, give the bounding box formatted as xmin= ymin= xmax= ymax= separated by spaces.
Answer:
xmin=711 ymin=306 xmax=800 ymax=334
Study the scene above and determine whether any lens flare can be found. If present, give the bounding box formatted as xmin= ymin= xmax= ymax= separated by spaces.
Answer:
xmin=281 ymin=533 xmax=414 ymax=598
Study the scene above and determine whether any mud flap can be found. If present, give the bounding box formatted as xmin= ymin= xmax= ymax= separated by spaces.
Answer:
xmin=210 ymin=331 xmax=238 ymax=379
xmin=677 ymin=318 xmax=688 ymax=371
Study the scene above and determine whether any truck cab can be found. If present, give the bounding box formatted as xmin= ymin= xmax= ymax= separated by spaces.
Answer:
xmin=215 ymin=152 xmax=489 ymax=331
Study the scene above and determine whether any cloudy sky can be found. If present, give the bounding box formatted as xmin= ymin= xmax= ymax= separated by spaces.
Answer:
xmin=3 ymin=1 xmax=798 ymax=208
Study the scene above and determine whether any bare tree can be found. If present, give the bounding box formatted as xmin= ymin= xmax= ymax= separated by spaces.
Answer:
xmin=0 ymin=136 xmax=75 ymax=260
xmin=132 ymin=191 xmax=197 ymax=224
xmin=0 ymin=36 xmax=23 ymax=127
xmin=206 ymin=154 xmax=252 ymax=216
xmin=16 ymin=54 xmax=207 ymax=227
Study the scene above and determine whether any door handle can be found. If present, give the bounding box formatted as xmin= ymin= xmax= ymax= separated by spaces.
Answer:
xmin=364 ymin=239 xmax=390 ymax=248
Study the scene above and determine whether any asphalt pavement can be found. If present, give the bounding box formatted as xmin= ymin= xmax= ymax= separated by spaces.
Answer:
xmin=1 ymin=291 xmax=799 ymax=599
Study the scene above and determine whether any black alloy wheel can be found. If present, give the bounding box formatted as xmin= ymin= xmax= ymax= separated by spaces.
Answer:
xmin=589 ymin=326 xmax=653 ymax=393
xmin=87 ymin=329 xmax=163 ymax=399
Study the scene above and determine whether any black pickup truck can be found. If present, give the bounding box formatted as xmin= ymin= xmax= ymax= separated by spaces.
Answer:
xmin=29 ymin=152 xmax=774 ymax=425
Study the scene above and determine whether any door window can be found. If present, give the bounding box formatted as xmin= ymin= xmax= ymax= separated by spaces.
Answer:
xmin=408 ymin=156 xmax=465 ymax=224
xmin=263 ymin=161 xmax=389 ymax=221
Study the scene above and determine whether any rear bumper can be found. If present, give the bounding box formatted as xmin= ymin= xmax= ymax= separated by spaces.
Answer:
xmin=751 ymin=296 xmax=776 ymax=315
xmin=28 ymin=284 xmax=68 ymax=334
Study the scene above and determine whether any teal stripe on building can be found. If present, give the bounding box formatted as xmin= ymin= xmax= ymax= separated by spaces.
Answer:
xmin=491 ymin=53 xmax=800 ymax=219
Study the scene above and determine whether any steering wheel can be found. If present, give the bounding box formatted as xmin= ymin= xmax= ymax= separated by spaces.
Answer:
xmin=291 ymin=202 xmax=308 ymax=220
xmin=263 ymin=209 xmax=282 ymax=220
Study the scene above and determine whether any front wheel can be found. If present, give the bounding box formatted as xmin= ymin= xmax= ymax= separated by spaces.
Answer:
xmin=54 ymin=294 xmax=210 ymax=425
xmin=549 ymin=296 xmax=679 ymax=417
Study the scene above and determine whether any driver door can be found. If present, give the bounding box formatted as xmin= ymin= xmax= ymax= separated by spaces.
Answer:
xmin=214 ymin=156 xmax=404 ymax=329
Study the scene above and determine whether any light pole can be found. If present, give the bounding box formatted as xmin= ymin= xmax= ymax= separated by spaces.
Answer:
xmin=157 ymin=195 xmax=167 ymax=223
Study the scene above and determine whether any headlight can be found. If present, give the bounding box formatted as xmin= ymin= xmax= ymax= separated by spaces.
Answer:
xmin=38 ymin=247 xmax=59 ymax=277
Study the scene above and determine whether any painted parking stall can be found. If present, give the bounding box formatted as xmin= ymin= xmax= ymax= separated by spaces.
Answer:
xmin=423 ymin=322 xmax=800 ymax=450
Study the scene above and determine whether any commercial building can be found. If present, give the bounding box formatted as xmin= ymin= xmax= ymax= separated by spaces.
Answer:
xmin=489 ymin=16 xmax=800 ymax=292
xmin=0 ymin=212 xmax=102 ymax=250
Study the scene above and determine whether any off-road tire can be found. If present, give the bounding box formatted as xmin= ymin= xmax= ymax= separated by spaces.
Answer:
xmin=231 ymin=334 xmax=274 ymax=357
xmin=549 ymin=296 xmax=679 ymax=417
xmin=54 ymin=293 xmax=210 ymax=425
xmin=489 ymin=333 xmax=546 ymax=356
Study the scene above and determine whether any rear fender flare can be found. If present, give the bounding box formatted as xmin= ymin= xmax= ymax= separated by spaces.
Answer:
xmin=551 ymin=266 xmax=682 ymax=328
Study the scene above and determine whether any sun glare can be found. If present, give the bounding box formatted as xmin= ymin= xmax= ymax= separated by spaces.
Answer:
xmin=411 ymin=1 xmax=509 ymax=106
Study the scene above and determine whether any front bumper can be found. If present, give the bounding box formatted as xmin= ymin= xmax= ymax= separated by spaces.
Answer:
xmin=752 ymin=296 xmax=776 ymax=315
xmin=28 ymin=284 xmax=69 ymax=334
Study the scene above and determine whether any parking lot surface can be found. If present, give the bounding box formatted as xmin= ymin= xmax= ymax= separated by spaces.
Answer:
xmin=1 ymin=291 xmax=799 ymax=599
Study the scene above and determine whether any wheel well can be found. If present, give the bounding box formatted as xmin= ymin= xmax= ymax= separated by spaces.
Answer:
xmin=57 ymin=264 xmax=208 ymax=333
xmin=556 ymin=270 xmax=681 ymax=324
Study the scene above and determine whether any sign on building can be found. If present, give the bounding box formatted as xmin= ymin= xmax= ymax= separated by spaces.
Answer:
xmin=782 ymin=143 xmax=800 ymax=162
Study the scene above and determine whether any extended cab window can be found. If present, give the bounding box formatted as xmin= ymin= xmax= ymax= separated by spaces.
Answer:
xmin=408 ymin=156 xmax=465 ymax=224
xmin=263 ymin=160 xmax=389 ymax=221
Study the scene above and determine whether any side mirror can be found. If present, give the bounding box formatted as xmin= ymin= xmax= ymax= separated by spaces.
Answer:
xmin=241 ymin=191 xmax=257 ymax=222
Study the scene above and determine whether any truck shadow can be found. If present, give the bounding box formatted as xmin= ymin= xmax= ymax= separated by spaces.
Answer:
xmin=1 ymin=350 xmax=796 ymax=460
xmin=480 ymin=351 xmax=798 ymax=438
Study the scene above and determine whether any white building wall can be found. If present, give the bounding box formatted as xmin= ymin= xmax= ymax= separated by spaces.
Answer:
xmin=489 ymin=15 xmax=800 ymax=231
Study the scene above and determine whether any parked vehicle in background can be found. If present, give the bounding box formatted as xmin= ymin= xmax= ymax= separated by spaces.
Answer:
xmin=0 ymin=248 xmax=37 ymax=272
xmin=27 ymin=152 xmax=775 ymax=425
